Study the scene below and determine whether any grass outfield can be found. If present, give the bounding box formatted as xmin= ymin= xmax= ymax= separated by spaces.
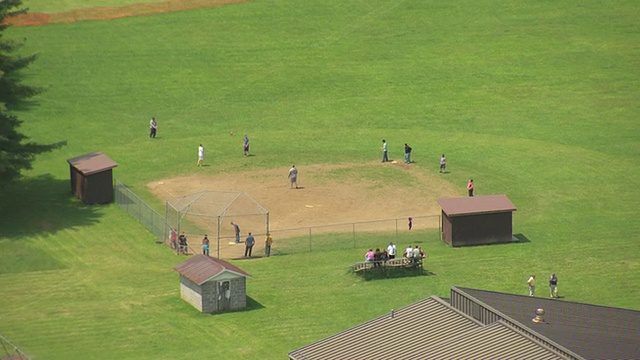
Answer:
xmin=0 ymin=0 xmax=639 ymax=358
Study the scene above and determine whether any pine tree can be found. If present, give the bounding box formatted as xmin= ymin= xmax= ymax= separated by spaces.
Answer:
xmin=0 ymin=0 xmax=65 ymax=183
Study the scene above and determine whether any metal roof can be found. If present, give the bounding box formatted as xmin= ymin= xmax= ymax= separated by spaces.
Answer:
xmin=67 ymin=152 xmax=118 ymax=176
xmin=420 ymin=321 xmax=568 ymax=360
xmin=173 ymin=255 xmax=251 ymax=285
xmin=438 ymin=194 xmax=517 ymax=217
xmin=289 ymin=296 xmax=480 ymax=360
xmin=457 ymin=287 xmax=640 ymax=360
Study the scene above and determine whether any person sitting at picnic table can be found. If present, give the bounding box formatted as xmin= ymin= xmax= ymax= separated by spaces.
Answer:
xmin=365 ymin=249 xmax=375 ymax=262
xmin=419 ymin=246 xmax=426 ymax=258
xmin=412 ymin=246 xmax=421 ymax=264
xmin=373 ymin=248 xmax=384 ymax=267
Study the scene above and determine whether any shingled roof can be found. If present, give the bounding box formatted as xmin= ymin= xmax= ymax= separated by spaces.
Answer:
xmin=456 ymin=287 xmax=640 ymax=360
xmin=173 ymin=255 xmax=251 ymax=285
xmin=438 ymin=194 xmax=516 ymax=217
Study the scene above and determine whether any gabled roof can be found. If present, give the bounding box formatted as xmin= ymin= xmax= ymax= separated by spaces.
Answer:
xmin=173 ymin=255 xmax=251 ymax=285
xmin=437 ymin=194 xmax=516 ymax=217
xmin=289 ymin=296 xmax=570 ymax=360
xmin=67 ymin=152 xmax=118 ymax=175
xmin=456 ymin=287 xmax=640 ymax=360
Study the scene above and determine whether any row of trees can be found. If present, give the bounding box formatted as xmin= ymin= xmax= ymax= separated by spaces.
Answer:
xmin=0 ymin=0 xmax=65 ymax=184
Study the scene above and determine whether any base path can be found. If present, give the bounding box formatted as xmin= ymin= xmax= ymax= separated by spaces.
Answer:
xmin=7 ymin=0 xmax=251 ymax=27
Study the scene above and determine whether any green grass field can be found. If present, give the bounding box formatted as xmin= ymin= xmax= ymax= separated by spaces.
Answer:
xmin=1 ymin=0 xmax=639 ymax=358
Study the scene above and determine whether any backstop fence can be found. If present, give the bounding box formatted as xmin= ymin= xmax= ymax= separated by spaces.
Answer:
xmin=0 ymin=333 xmax=32 ymax=360
xmin=114 ymin=180 xmax=441 ymax=258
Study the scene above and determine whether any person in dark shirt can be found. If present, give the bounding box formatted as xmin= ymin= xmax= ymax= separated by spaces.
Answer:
xmin=404 ymin=143 xmax=412 ymax=164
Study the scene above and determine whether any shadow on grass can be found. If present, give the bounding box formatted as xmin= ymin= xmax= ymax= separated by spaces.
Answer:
xmin=352 ymin=268 xmax=435 ymax=281
xmin=245 ymin=296 xmax=266 ymax=311
xmin=0 ymin=174 xmax=103 ymax=239
xmin=513 ymin=233 xmax=531 ymax=243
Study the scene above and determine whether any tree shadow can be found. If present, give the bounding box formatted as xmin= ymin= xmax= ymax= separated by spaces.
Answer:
xmin=0 ymin=174 xmax=103 ymax=239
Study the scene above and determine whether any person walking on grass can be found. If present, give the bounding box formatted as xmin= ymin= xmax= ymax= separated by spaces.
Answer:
xmin=440 ymin=154 xmax=446 ymax=173
xmin=197 ymin=144 xmax=204 ymax=167
xmin=467 ymin=179 xmax=474 ymax=197
xmin=527 ymin=274 xmax=536 ymax=296
xmin=381 ymin=139 xmax=389 ymax=162
xmin=244 ymin=232 xmax=255 ymax=257
xmin=288 ymin=165 xmax=298 ymax=189
xmin=549 ymin=273 xmax=559 ymax=298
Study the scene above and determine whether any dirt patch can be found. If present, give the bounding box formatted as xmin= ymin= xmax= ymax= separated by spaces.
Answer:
xmin=7 ymin=0 xmax=251 ymax=27
xmin=148 ymin=162 xmax=459 ymax=257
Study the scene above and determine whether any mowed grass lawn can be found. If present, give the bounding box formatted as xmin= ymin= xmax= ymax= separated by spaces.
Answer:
xmin=0 ymin=0 xmax=639 ymax=359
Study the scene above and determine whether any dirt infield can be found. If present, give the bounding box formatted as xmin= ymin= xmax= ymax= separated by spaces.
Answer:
xmin=148 ymin=162 xmax=459 ymax=258
xmin=7 ymin=0 xmax=251 ymax=27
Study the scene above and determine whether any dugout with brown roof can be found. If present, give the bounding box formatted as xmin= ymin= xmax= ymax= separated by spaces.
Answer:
xmin=67 ymin=152 xmax=118 ymax=204
xmin=438 ymin=194 xmax=516 ymax=247
xmin=174 ymin=255 xmax=251 ymax=313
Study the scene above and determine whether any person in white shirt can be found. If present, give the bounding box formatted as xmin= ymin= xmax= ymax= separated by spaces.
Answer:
xmin=405 ymin=245 xmax=414 ymax=258
xmin=197 ymin=144 xmax=204 ymax=167
xmin=387 ymin=242 xmax=397 ymax=259
xmin=288 ymin=165 xmax=298 ymax=189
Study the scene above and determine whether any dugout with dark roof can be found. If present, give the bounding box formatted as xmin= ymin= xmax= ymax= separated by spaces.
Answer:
xmin=437 ymin=194 xmax=516 ymax=247
xmin=67 ymin=152 xmax=118 ymax=204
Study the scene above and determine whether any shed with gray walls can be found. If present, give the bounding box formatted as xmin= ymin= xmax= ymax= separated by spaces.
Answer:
xmin=173 ymin=255 xmax=251 ymax=313
xmin=438 ymin=194 xmax=517 ymax=247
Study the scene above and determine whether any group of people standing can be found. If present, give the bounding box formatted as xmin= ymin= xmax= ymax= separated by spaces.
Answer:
xmin=170 ymin=229 xmax=190 ymax=255
xmin=527 ymin=274 xmax=559 ymax=298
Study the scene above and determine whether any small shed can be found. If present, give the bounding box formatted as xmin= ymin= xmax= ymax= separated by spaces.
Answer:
xmin=437 ymin=194 xmax=517 ymax=247
xmin=67 ymin=152 xmax=118 ymax=204
xmin=173 ymin=255 xmax=251 ymax=313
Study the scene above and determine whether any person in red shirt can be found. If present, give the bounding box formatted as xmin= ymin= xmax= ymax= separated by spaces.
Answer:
xmin=467 ymin=179 xmax=474 ymax=197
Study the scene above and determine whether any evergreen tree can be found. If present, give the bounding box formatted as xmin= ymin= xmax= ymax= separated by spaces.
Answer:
xmin=0 ymin=0 xmax=65 ymax=183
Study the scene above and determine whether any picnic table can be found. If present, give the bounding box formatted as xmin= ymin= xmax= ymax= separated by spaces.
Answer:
xmin=351 ymin=257 xmax=424 ymax=276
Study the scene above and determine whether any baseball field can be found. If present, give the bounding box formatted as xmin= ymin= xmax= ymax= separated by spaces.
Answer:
xmin=0 ymin=0 xmax=638 ymax=358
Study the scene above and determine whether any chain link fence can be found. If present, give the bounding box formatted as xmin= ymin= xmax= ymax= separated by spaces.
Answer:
xmin=115 ymin=180 xmax=165 ymax=241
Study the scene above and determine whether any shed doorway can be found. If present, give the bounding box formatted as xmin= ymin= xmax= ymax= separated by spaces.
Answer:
xmin=218 ymin=281 xmax=231 ymax=312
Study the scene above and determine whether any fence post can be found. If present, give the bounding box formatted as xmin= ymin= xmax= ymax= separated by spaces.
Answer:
xmin=353 ymin=223 xmax=356 ymax=248
xmin=395 ymin=219 xmax=398 ymax=242
xmin=309 ymin=227 xmax=312 ymax=252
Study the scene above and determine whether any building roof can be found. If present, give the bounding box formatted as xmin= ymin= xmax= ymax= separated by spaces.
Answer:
xmin=456 ymin=287 xmax=640 ymax=360
xmin=290 ymin=286 xmax=640 ymax=360
xmin=289 ymin=296 xmax=482 ymax=360
xmin=173 ymin=255 xmax=251 ymax=285
xmin=67 ymin=152 xmax=118 ymax=176
xmin=420 ymin=321 xmax=568 ymax=360
xmin=437 ymin=194 xmax=517 ymax=217
xmin=288 ymin=296 xmax=571 ymax=360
